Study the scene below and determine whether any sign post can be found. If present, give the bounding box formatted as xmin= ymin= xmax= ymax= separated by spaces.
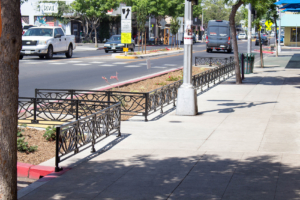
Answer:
xmin=176 ymin=0 xmax=198 ymax=116
xmin=121 ymin=6 xmax=132 ymax=56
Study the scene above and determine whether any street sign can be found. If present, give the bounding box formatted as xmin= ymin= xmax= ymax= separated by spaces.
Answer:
xmin=123 ymin=48 xmax=128 ymax=52
xmin=121 ymin=6 xmax=131 ymax=20
xmin=121 ymin=33 xmax=131 ymax=44
xmin=121 ymin=20 xmax=131 ymax=33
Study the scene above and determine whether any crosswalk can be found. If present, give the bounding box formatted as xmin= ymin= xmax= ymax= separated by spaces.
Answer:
xmin=20 ymin=60 xmax=182 ymax=69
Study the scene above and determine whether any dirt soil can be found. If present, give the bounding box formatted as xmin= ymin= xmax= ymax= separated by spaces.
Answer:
xmin=17 ymin=127 xmax=55 ymax=165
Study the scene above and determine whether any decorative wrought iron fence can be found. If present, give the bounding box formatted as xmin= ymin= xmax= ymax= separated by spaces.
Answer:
xmin=18 ymin=98 xmax=115 ymax=124
xmin=195 ymin=56 xmax=234 ymax=67
xmin=55 ymin=102 xmax=121 ymax=172
xmin=35 ymin=61 xmax=235 ymax=122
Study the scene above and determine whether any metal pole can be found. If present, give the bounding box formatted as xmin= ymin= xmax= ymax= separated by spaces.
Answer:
xmin=176 ymin=0 xmax=198 ymax=116
xmin=149 ymin=16 xmax=151 ymax=38
xmin=247 ymin=4 xmax=252 ymax=54
xmin=202 ymin=7 xmax=204 ymax=42
xmin=297 ymin=24 xmax=298 ymax=47
xmin=278 ymin=0 xmax=281 ymax=52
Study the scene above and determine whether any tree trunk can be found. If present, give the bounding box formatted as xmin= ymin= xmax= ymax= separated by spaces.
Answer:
xmin=145 ymin=31 xmax=146 ymax=54
xmin=275 ymin=20 xmax=278 ymax=57
xmin=94 ymin=26 xmax=98 ymax=47
xmin=142 ymin=32 xmax=144 ymax=53
xmin=0 ymin=0 xmax=22 ymax=198
xmin=229 ymin=0 xmax=243 ymax=84
xmin=138 ymin=32 xmax=140 ymax=52
xmin=258 ymin=31 xmax=264 ymax=68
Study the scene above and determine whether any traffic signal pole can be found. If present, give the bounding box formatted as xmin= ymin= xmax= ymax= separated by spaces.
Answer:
xmin=247 ymin=4 xmax=252 ymax=54
xmin=176 ymin=0 xmax=198 ymax=116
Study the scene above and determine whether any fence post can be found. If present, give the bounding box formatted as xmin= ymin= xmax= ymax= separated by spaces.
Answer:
xmin=74 ymin=121 xmax=79 ymax=154
xmin=55 ymin=126 xmax=62 ymax=172
xmin=76 ymin=100 xmax=79 ymax=120
xmin=31 ymin=98 xmax=38 ymax=124
xmin=145 ymin=93 xmax=149 ymax=122
xmin=107 ymin=91 xmax=111 ymax=103
xmin=91 ymin=114 xmax=96 ymax=153
xmin=241 ymin=54 xmax=245 ymax=80
xmin=117 ymin=105 xmax=121 ymax=137
xmin=35 ymin=89 xmax=38 ymax=98
xmin=209 ymin=57 xmax=212 ymax=66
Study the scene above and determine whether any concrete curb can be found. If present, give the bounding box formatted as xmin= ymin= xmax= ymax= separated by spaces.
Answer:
xmin=96 ymin=67 xmax=183 ymax=92
xmin=112 ymin=50 xmax=184 ymax=59
xmin=253 ymin=49 xmax=274 ymax=54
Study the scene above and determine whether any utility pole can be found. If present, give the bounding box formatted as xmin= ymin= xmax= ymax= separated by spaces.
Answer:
xmin=247 ymin=4 xmax=252 ymax=54
xmin=176 ymin=0 xmax=198 ymax=116
xmin=278 ymin=0 xmax=281 ymax=53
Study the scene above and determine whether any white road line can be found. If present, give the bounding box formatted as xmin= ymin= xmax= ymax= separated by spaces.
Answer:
xmin=22 ymin=62 xmax=39 ymax=64
xmin=164 ymin=64 xmax=177 ymax=66
xmin=113 ymin=62 xmax=127 ymax=65
xmin=67 ymin=61 xmax=83 ymax=63
xmin=152 ymin=66 xmax=167 ymax=69
xmin=74 ymin=64 xmax=91 ymax=66
xmin=124 ymin=65 xmax=142 ymax=68
xmin=49 ymin=63 xmax=67 ymax=65
xmin=138 ymin=63 xmax=147 ymax=65
xmin=101 ymin=64 xmax=115 ymax=67
xmin=89 ymin=62 xmax=104 ymax=64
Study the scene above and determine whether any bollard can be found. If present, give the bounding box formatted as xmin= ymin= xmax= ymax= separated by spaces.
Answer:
xmin=241 ymin=53 xmax=245 ymax=80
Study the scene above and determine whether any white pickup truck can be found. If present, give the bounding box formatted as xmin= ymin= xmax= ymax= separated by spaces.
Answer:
xmin=20 ymin=26 xmax=76 ymax=59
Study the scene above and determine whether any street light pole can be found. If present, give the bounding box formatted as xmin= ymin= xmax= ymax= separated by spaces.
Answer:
xmin=247 ymin=4 xmax=252 ymax=54
xmin=278 ymin=0 xmax=281 ymax=53
xmin=176 ymin=0 xmax=198 ymax=116
xmin=202 ymin=7 xmax=204 ymax=42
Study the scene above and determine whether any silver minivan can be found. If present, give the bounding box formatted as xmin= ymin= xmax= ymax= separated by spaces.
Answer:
xmin=206 ymin=20 xmax=232 ymax=53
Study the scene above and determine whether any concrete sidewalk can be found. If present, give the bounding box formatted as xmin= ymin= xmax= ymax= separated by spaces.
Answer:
xmin=19 ymin=55 xmax=300 ymax=200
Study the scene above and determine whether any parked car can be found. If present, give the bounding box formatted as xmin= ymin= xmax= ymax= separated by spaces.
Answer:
xmin=238 ymin=33 xmax=247 ymax=40
xmin=206 ymin=20 xmax=232 ymax=53
xmin=254 ymin=33 xmax=258 ymax=38
xmin=104 ymin=35 xmax=135 ymax=53
xmin=22 ymin=25 xmax=37 ymax=35
xmin=277 ymin=35 xmax=285 ymax=43
xmin=20 ymin=26 xmax=76 ymax=59
xmin=255 ymin=36 xmax=268 ymax=46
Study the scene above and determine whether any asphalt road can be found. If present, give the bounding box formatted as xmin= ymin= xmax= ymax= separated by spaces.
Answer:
xmin=19 ymin=39 xmax=265 ymax=97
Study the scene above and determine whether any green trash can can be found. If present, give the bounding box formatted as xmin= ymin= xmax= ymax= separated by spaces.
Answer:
xmin=244 ymin=53 xmax=255 ymax=74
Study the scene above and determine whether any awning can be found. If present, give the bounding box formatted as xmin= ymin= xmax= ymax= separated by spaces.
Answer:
xmin=275 ymin=0 xmax=300 ymax=5
xmin=283 ymin=8 xmax=300 ymax=11
xmin=282 ymin=3 xmax=300 ymax=8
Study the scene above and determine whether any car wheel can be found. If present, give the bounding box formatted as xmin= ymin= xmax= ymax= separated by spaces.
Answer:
xmin=105 ymin=50 xmax=109 ymax=53
xmin=206 ymin=49 xmax=209 ymax=53
xmin=46 ymin=45 xmax=53 ymax=59
xmin=39 ymin=55 xmax=45 ymax=59
xmin=65 ymin=45 xmax=73 ymax=58
xmin=113 ymin=50 xmax=116 ymax=53
xmin=131 ymin=45 xmax=135 ymax=52
xmin=19 ymin=55 xmax=23 ymax=60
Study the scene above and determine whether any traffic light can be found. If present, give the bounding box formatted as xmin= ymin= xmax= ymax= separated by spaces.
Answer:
xmin=187 ymin=0 xmax=198 ymax=5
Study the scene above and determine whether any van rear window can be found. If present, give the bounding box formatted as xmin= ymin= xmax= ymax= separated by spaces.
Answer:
xmin=219 ymin=27 xmax=228 ymax=37
xmin=209 ymin=27 xmax=218 ymax=36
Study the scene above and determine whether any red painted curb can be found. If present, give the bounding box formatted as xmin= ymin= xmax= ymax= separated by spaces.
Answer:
xmin=253 ymin=49 xmax=274 ymax=54
xmin=98 ymin=67 xmax=183 ymax=91
xmin=36 ymin=168 xmax=71 ymax=182
xmin=17 ymin=162 xmax=34 ymax=178
xmin=29 ymin=165 xmax=55 ymax=179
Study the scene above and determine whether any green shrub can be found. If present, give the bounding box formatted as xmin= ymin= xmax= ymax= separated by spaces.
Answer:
xmin=17 ymin=124 xmax=27 ymax=137
xmin=166 ymin=76 xmax=179 ymax=81
xmin=17 ymin=138 xmax=38 ymax=153
xmin=43 ymin=126 xmax=56 ymax=141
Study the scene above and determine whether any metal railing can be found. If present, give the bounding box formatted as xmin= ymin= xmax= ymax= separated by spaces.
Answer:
xmin=36 ymin=62 xmax=235 ymax=122
xmin=55 ymin=102 xmax=121 ymax=172
xmin=18 ymin=98 xmax=115 ymax=124
xmin=195 ymin=56 xmax=234 ymax=67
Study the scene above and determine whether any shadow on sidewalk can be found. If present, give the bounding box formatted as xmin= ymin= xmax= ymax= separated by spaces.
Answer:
xmin=19 ymin=153 xmax=300 ymax=200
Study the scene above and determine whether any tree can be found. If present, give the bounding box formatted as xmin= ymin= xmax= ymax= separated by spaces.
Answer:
xmin=0 ymin=0 xmax=22 ymax=199
xmin=170 ymin=17 xmax=180 ymax=49
xmin=135 ymin=0 xmax=148 ymax=53
xmin=266 ymin=0 xmax=279 ymax=57
xmin=71 ymin=0 xmax=119 ymax=47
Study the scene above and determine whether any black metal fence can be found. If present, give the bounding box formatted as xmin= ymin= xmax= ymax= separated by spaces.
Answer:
xmin=195 ymin=56 xmax=234 ymax=67
xmin=55 ymin=102 xmax=121 ymax=172
xmin=35 ymin=62 xmax=235 ymax=121
xmin=18 ymin=98 xmax=115 ymax=124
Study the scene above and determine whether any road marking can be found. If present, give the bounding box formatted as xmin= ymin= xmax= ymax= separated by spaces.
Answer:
xmin=74 ymin=64 xmax=91 ymax=66
xmin=113 ymin=62 xmax=127 ymax=65
xmin=124 ymin=65 xmax=141 ymax=68
xmin=101 ymin=64 xmax=115 ymax=67
xmin=49 ymin=63 xmax=67 ymax=65
xmin=152 ymin=66 xmax=167 ymax=69
xmin=22 ymin=62 xmax=39 ymax=64
xmin=67 ymin=61 xmax=82 ymax=63
xmin=89 ymin=62 xmax=104 ymax=64
xmin=164 ymin=64 xmax=177 ymax=66
xmin=138 ymin=63 xmax=147 ymax=65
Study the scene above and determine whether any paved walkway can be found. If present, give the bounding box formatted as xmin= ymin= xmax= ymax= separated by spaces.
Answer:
xmin=19 ymin=55 xmax=300 ymax=200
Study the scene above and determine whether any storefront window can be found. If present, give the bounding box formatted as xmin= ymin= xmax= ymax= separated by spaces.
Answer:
xmin=291 ymin=28 xmax=300 ymax=42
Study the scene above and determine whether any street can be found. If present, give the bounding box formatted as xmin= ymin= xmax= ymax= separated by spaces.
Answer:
xmin=19 ymin=39 xmax=267 ymax=97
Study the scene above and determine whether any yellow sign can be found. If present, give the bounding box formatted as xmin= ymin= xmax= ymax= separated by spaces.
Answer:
xmin=121 ymin=33 xmax=132 ymax=44
xmin=123 ymin=48 xmax=128 ymax=52
xmin=0 ymin=0 xmax=2 ymax=38
xmin=265 ymin=20 xmax=273 ymax=30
